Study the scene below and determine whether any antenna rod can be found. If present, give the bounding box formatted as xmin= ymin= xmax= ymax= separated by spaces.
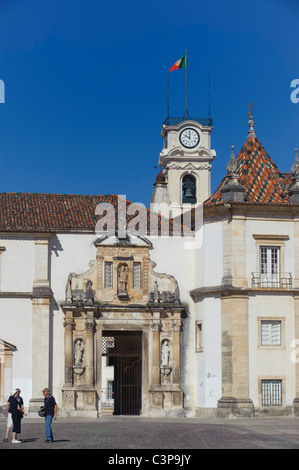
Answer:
xmin=167 ymin=72 xmax=169 ymax=118
xmin=209 ymin=72 xmax=211 ymax=119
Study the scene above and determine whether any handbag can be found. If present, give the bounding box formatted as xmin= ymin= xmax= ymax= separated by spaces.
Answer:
xmin=38 ymin=409 xmax=46 ymax=417
xmin=17 ymin=409 xmax=24 ymax=419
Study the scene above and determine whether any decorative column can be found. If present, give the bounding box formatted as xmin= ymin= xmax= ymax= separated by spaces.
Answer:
xmin=149 ymin=317 xmax=162 ymax=414
xmin=95 ymin=323 xmax=103 ymax=416
xmin=64 ymin=311 xmax=74 ymax=386
xmin=172 ymin=317 xmax=181 ymax=385
xmin=151 ymin=315 xmax=161 ymax=386
xmin=85 ymin=311 xmax=95 ymax=386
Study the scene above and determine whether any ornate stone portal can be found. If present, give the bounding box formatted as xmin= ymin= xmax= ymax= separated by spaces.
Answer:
xmin=61 ymin=232 xmax=185 ymax=417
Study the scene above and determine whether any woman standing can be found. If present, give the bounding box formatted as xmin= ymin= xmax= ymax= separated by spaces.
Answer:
xmin=8 ymin=389 xmax=23 ymax=444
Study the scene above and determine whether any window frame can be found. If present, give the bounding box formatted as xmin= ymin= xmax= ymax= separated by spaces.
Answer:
xmin=258 ymin=377 xmax=285 ymax=408
xmin=133 ymin=262 xmax=141 ymax=290
xmin=258 ymin=317 xmax=285 ymax=350
xmin=104 ymin=261 xmax=113 ymax=289
xmin=195 ymin=321 xmax=203 ymax=353
xmin=252 ymin=235 xmax=289 ymax=288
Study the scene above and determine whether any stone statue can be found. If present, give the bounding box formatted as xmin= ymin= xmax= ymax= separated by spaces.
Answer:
xmin=74 ymin=339 xmax=84 ymax=365
xmin=118 ymin=265 xmax=128 ymax=292
xmin=161 ymin=340 xmax=170 ymax=366
xmin=85 ymin=279 xmax=94 ymax=304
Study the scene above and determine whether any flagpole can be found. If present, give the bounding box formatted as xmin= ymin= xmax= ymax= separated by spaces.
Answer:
xmin=167 ymin=72 xmax=169 ymax=118
xmin=185 ymin=49 xmax=188 ymax=117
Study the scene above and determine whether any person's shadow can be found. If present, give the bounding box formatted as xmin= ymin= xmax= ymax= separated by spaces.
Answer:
xmin=21 ymin=438 xmax=70 ymax=443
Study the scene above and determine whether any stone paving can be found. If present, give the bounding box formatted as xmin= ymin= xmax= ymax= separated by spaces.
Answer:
xmin=1 ymin=415 xmax=299 ymax=452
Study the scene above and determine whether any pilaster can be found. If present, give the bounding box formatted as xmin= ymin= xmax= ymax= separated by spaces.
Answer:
xmin=293 ymin=294 xmax=299 ymax=415
xmin=222 ymin=214 xmax=247 ymax=288
xmin=217 ymin=293 xmax=254 ymax=418
xmin=29 ymin=236 xmax=52 ymax=415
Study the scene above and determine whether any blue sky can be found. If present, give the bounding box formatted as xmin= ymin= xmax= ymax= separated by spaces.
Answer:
xmin=0 ymin=0 xmax=298 ymax=207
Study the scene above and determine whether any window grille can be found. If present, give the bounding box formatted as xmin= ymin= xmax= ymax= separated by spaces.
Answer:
xmin=261 ymin=321 xmax=281 ymax=345
xmin=133 ymin=262 xmax=141 ymax=289
xmin=104 ymin=261 xmax=113 ymax=289
xmin=261 ymin=380 xmax=282 ymax=406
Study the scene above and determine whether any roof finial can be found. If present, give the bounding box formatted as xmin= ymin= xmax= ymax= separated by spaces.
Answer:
xmin=246 ymin=102 xmax=256 ymax=137
xmin=226 ymin=145 xmax=238 ymax=175
xmin=291 ymin=147 xmax=299 ymax=178
xmin=288 ymin=147 xmax=299 ymax=203
xmin=221 ymin=144 xmax=245 ymax=202
xmin=248 ymin=114 xmax=256 ymax=137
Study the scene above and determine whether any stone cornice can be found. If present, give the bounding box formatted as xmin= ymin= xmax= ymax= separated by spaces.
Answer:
xmin=190 ymin=285 xmax=299 ymax=300
xmin=203 ymin=202 xmax=299 ymax=222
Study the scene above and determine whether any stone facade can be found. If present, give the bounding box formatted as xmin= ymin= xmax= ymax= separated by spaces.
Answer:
xmin=1 ymin=114 xmax=299 ymax=419
xmin=60 ymin=231 xmax=184 ymax=417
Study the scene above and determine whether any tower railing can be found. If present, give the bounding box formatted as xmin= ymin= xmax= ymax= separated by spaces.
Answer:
xmin=163 ymin=116 xmax=213 ymax=127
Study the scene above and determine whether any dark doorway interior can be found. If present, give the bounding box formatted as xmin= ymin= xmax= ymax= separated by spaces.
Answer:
xmin=102 ymin=331 xmax=142 ymax=415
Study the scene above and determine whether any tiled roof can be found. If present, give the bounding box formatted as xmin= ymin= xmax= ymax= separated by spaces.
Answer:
xmin=205 ymin=135 xmax=292 ymax=206
xmin=0 ymin=193 xmax=182 ymax=234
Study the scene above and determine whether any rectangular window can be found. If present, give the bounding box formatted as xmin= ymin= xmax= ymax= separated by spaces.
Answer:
xmin=133 ymin=262 xmax=141 ymax=289
xmin=196 ymin=322 xmax=203 ymax=352
xmin=261 ymin=320 xmax=281 ymax=346
xmin=104 ymin=261 xmax=113 ymax=289
xmin=261 ymin=380 xmax=282 ymax=406
xmin=260 ymin=247 xmax=280 ymax=287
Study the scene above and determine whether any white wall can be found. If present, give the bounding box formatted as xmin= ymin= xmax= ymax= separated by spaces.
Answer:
xmin=0 ymin=237 xmax=35 ymax=292
xmin=248 ymin=294 xmax=295 ymax=407
xmin=194 ymin=295 xmax=222 ymax=410
xmin=194 ymin=221 xmax=222 ymax=288
xmin=0 ymin=298 xmax=32 ymax=406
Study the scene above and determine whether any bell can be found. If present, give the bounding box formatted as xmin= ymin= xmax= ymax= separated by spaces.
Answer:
xmin=182 ymin=176 xmax=197 ymax=204
xmin=184 ymin=187 xmax=195 ymax=198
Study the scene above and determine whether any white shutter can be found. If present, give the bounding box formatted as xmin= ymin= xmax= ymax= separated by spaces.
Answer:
xmin=261 ymin=320 xmax=281 ymax=345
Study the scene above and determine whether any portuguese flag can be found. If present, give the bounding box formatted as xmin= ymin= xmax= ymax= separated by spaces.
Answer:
xmin=169 ymin=55 xmax=186 ymax=72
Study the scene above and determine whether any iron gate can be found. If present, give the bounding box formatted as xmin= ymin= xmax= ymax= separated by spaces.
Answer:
xmin=102 ymin=331 xmax=142 ymax=415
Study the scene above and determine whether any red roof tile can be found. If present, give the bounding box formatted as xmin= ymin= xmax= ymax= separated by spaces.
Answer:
xmin=0 ymin=193 xmax=183 ymax=235
xmin=205 ymin=135 xmax=292 ymax=206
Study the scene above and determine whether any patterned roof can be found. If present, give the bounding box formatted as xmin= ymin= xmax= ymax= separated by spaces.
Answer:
xmin=0 ymin=193 xmax=183 ymax=235
xmin=205 ymin=135 xmax=292 ymax=206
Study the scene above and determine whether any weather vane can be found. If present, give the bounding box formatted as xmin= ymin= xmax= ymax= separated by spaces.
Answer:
xmin=246 ymin=101 xmax=255 ymax=116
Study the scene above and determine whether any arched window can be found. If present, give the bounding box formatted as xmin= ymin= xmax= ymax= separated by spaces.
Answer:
xmin=182 ymin=174 xmax=197 ymax=204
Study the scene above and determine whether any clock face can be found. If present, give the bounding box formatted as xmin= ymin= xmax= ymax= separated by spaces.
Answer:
xmin=179 ymin=128 xmax=200 ymax=148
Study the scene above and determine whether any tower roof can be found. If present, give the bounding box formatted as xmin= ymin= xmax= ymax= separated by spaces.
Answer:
xmin=205 ymin=117 xmax=292 ymax=206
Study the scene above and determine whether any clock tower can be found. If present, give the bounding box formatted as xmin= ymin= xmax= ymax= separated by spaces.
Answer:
xmin=151 ymin=116 xmax=216 ymax=218
xmin=156 ymin=116 xmax=216 ymax=215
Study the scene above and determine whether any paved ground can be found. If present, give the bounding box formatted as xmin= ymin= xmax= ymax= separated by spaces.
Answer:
xmin=1 ymin=415 xmax=299 ymax=452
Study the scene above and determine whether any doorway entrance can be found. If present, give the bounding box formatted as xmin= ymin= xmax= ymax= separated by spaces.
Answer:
xmin=101 ymin=331 xmax=142 ymax=415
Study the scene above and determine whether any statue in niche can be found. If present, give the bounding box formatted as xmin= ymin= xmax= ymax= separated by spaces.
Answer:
xmin=118 ymin=264 xmax=128 ymax=293
xmin=161 ymin=340 xmax=170 ymax=366
xmin=85 ymin=279 xmax=94 ymax=304
xmin=74 ymin=339 xmax=84 ymax=365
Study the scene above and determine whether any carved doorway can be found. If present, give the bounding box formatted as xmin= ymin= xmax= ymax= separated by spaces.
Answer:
xmin=101 ymin=331 xmax=142 ymax=415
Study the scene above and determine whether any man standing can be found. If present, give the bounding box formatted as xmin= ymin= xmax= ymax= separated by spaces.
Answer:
xmin=41 ymin=388 xmax=58 ymax=443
